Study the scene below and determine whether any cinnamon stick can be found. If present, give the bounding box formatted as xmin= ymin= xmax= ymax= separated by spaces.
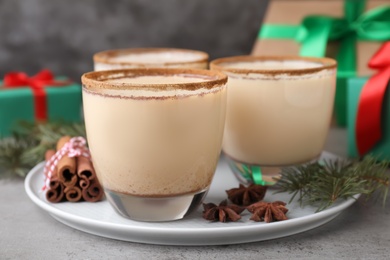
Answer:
xmin=45 ymin=150 xmax=65 ymax=203
xmin=82 ymin=180 xmax=104 ymax=202
xmin=56 ymin=136 xmax=78 ymax=187
xmin=77 ymin=155 xmax=94 ymax=188
xmin=64 ymin=186 xmax=82 ymax=202
xmin=77 ymin=156 xmax=104 ymax=202
xmin=45 ymin=136 xmax=102 ymax=203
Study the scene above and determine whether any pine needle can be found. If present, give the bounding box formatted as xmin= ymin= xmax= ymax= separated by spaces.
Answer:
xmin=0 ymin=136 xmax=36 ymax=177
xmin=0 ymin=121 xmax=86 ymax=177
xmin=275 ymin=156 xmax=390 ymax=212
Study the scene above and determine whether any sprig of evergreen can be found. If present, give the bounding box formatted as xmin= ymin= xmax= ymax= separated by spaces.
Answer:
xmin=0 ymin=121 xmax=86 ymax=177
xmin=0 ymin=136 xmax=36 ymax=177
xmin=275 ymin=157 xmax=390 ymax=212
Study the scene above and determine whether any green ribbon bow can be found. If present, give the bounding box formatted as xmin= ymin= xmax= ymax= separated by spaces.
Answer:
xmin=260 ymin=0 xmax=390 ymax=126
xmin=227 ymin=160 xmax=276 ymax=186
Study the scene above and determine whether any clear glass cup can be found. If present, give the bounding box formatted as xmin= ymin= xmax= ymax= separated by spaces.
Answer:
xmin=210 ymin=56 xmax=337 ymax=186
xmin=81 ymin=68 xmax=227 ymax=221
xmin=93 ymin=48 xmax=209 ymax=71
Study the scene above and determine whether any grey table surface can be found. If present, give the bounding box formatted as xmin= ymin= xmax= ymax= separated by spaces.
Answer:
xmin=1 ymin=127 xmax=389 ymax=260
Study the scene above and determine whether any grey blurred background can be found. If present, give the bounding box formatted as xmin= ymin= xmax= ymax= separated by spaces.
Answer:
xmin=0 ymin=0 xmax=268 ymax=81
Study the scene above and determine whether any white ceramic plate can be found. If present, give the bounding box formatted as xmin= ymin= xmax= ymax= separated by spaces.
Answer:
xmin=25 ymin=152 xmax=358 ymax=245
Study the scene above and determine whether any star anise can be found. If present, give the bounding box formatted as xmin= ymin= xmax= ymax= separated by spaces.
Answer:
xmin=226 ymin=184 xmax=268 ymax=206
xmin=247 ymin=201 xmax=288 ymax=223
xmin=202 ymin=200 xmax=245 ymax=222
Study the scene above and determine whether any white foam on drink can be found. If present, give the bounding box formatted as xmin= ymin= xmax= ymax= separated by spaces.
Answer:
xmin=220 ymin=60 xmax=335 ymax=80
xmin=109 ymin=52 xmax=204 ymax=63
xmin=94 ymin=75 xmax=224 ymax=98
xmin=222 ymin=60 xmax=323 ymax=70
xmin=107 ymin=75 xmax=207 ymax=84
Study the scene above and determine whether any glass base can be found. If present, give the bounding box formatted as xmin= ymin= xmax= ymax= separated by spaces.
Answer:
xmin=226 ymin=157 xmax=281 ymax=186
xmin=105 ymin=188 xmax=208 ymax=222
xmin=226 ymin=155 xmax=321 ymax=186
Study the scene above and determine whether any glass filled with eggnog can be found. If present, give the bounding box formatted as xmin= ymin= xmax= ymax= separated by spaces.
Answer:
xmin=81 ymin=68 xmax=227 ymax=221
xmin=210 ymin=56 xmax=337 ymax=186
xmin=93 ymin=48 xmax=209 ymax=71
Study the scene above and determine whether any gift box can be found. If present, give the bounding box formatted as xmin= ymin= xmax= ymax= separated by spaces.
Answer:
xmin=347 ymin=78 xmax=390 ymax=159
xmin=252 ymin=0 xmax=390 ymax=126
xmin=347 ymin=42 xmax=390 ymax=160
xmin=0 ymin=70 xmax=82 ymax=136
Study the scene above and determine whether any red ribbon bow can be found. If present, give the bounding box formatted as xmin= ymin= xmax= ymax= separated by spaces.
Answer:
xmin=356 ymin=42 xmax=390 ymax=156
xmin=3 ymin=69 xmax=69 ymax=121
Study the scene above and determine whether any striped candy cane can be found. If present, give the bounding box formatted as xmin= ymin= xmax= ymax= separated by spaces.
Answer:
xmin=43 ymin=136 xmax=90 ymax=190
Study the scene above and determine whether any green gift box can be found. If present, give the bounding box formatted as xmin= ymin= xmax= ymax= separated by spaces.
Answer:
xmin=0 ymin=72 xmax=82 ymax=137
xmin=253 ymin=0 xmax=390 ymax=127
xmin=347 ymin=77 xmax=390 ymax=160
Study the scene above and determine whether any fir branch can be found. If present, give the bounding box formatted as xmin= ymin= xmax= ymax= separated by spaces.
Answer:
xmin=275 ymin=156 xmax=390 ymax=212
xmin=275 ymin=163 xmax=322 ymax=205
xmin=351 ymin=157 xmax=390 ymax=206
xmin=0 ymin=136 xmax=37 ymax=177
xmin=0 ymin=121 xmax=86 ymax=177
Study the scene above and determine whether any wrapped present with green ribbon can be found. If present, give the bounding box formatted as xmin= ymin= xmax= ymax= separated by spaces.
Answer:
xmin=0 ymin=69 xmax=82 ymax=137
xmin=347 ymin=42 xmax=390 ymax=160
xmin=253 ymin=0 xmax=390 ymax=126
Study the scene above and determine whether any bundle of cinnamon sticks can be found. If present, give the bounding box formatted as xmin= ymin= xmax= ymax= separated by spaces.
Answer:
xmin=45 ymin=136 xmax=104 ymax=203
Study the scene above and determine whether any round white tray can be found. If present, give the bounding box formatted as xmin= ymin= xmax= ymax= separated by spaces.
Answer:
xmin=25 ymin=152 xmax=358 ymax=245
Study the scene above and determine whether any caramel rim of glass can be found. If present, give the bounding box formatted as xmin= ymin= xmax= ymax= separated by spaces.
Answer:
xmin=81 ymin=68 xmax=228 ymax=91
xmin=93 ymin=48 xmax=209 ymax=65
xmin=210 ymin=56 xmax=337 ymax=76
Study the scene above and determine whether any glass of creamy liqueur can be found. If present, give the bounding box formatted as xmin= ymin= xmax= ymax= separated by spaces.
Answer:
xmin=93 ymin=48 xmax=209 ymax=71
xmin=211 ymin=56 xmax=337 ymax=186
xmin=81 ymin=68 xmax=227 ymax=221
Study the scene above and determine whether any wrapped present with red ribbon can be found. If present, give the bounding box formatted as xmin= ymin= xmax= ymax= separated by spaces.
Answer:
xmin=253 ymin=0 xmax=390 ymax=126
xmin=0 ymin=69 xmax=82 ymax=136
xmin=347 ymin=41 xmax=390 ymax=159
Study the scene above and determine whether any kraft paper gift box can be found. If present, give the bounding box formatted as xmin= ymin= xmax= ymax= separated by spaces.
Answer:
xmin=252 ymin=0 xmax=390 ymax=126
xmin=347 ymin=42 xmax=390 ymax=160
xmin=0 ymin=70 xmax=82 ymax=137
